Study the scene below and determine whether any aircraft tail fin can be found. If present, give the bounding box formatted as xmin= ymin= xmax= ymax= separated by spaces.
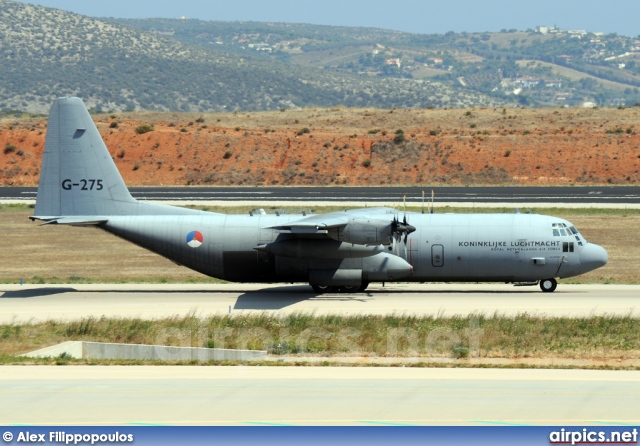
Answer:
xmin=32 ymin=97 xmax=137 ymax=220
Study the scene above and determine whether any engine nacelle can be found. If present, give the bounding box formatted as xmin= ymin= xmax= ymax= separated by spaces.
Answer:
xmin=326 ymin=218 xmax=392 ymax=246
xmin=308 ymin=253 xmax=413 ymax=287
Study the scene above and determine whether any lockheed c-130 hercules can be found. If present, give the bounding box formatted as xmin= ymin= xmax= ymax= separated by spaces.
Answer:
xmin=31 ymin=98 xmax=608 ymax=293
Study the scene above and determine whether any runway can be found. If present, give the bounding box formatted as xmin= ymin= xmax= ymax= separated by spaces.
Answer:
xmin=1 ymin=366 xmax=638 ymax=425
xmin=1 ymin=283 xmax=638 ymax=323
xmin=3 ymin=185 xmax=640 ymax=207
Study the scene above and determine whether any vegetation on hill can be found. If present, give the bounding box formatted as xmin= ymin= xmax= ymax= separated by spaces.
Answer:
xmin=115 ymin=18 xmax=640 ymax=108
xmin=0 ymin=0 xmax=504 ymax=113
xmin=2 ymin=0 xmax=640 ymax=113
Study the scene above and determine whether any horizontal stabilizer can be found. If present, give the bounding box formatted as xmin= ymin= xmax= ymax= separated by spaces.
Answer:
xmin=31 ymin=216 xmax=109 ymax=226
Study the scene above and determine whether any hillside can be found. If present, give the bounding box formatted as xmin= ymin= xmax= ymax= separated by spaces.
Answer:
xmin=2 ymin=106 xmax=639 ymax=187
xmin=115 ymin=19 xmax=640 ymax=107
xmin=0 ymin=0 xmax=504 ymax=113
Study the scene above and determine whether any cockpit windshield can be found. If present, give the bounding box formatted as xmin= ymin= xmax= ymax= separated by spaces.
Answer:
xmin=552 ymin=222 xmax=585 ymax=246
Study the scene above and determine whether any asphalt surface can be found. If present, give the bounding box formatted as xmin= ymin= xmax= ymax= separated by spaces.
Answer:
xmin=4 ymin=284 xmax=639 ymax=427
xmin=1 ymin=283 xmax=638 ymax=323
xmin=1 ymin=366 xmax=638 ymax=425
xmin=3 ymin=185 xmax=640 ymax=205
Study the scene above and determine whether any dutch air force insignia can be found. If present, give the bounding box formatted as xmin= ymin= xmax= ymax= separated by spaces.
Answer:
xmin=186 ymin=230 xmax=204 ymax=248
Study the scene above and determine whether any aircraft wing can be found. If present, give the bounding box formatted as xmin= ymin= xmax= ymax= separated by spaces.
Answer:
xmin=266 ymin=207 xmax=396 ymax=235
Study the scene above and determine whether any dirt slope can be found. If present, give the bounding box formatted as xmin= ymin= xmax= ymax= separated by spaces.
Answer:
xmin=2 ymin=107 xmax=640 ymax=186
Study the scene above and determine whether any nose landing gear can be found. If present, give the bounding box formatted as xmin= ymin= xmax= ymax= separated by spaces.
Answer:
xmin=539 ymin=278 xmax=557 ymax=293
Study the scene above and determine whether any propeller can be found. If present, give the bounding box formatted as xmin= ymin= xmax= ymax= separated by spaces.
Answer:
xmin=390 ymin=195 xmax=416 ymax=258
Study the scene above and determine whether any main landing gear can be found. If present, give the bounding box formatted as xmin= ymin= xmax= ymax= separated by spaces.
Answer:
xmin=539 ymin=278 xmax=557 ymax=293
xmin=311 ymin=283 xmax=369 ymax=293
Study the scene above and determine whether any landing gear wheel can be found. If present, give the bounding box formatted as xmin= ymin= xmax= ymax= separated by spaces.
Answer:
xmin=309 ymin=283 xmax=340 ymax=294
xmin=339 ymin=285 xmax=358 ymax=293
xmin=540 ymin=278 xmax=557 ymax=293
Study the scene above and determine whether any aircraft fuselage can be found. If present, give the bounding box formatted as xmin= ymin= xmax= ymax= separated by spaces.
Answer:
xmin=103 ymin=211 xmax=604 ymax=285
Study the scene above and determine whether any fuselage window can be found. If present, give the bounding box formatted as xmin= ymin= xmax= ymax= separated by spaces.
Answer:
xmin=553 ymin=229 xmax=560 ymax=236
xmin=569 ymin=226 xmax=578 ymax=235
xmin=562 ymin=242 xmax=575 ymax=253
xmin=559 ymin=229 xmax=567 ymax=236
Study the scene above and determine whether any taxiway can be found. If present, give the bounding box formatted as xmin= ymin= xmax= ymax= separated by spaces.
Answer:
xmin=0 ymin=366 xmax=638 ymax=425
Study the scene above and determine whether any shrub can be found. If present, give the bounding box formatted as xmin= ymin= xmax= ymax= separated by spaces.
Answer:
xmin=504 ymin=150 xmax=511 ymax=157
xmin=297 ymin=127 xmax=310 ymax=136
xmin=4 ymin=144 xmax=16 ymax=154
xmin=109 ymin=122 xmax=118 ymax=129
xmin=470 ymin=123 xmax=477 ymax=128
xmin=135 ymin=124 xmax=153 ymax=134
xmin=117 ymin=150 xmax=125 ymax=158
xmin=393 ymin=130 xmax=405 ymax=144
xmin=195 ymin=117 xmax=205 ymax=123
xmin=223 ymin=151 xmax=233 ymax=159
xmin=362 ymin=159 xmax=371 ymax=168
xmin=133 ymin=163 xmax=140 ymax=171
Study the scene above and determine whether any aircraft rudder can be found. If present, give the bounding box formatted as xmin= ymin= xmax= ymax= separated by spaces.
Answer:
xmin=33 ymin=97 xmax=136 ymax=219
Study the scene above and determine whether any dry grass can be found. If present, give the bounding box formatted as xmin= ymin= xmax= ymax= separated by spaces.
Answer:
xmin=0 ymin=205 xmax=637 ymax=283
xmin=2 ymin=313 xmax=640 ymax=363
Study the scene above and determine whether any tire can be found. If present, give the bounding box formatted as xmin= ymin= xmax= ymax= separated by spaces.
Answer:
xmin=311 ymin=284 xmax=333 ymax=293
xmin=540 ymin=278 xmax=557 ymax=293
xmin=339 ymin=285 xmax=359 ymax=293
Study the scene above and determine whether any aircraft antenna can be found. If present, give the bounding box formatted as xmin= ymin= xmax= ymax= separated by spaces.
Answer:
xmin=430 ymin=190 xmax=435 ymax=214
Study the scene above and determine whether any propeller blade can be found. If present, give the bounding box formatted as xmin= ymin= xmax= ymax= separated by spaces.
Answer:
xmin=403 ymin=195 xmax=407 ymax=222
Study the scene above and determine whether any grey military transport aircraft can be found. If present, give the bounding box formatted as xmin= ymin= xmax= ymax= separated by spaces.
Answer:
xmin=31 ymin=98 xmax=608 ymax=293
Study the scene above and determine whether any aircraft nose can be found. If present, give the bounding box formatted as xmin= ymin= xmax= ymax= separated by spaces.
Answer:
xmin=580 ymin=243 xmax=608 ymax=273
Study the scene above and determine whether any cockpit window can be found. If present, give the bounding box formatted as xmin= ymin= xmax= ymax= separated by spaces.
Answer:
xmin=552 ymin=223 xmax=580 ymax=238
xmin=552 ymin=223 xmax=586 ymax=245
